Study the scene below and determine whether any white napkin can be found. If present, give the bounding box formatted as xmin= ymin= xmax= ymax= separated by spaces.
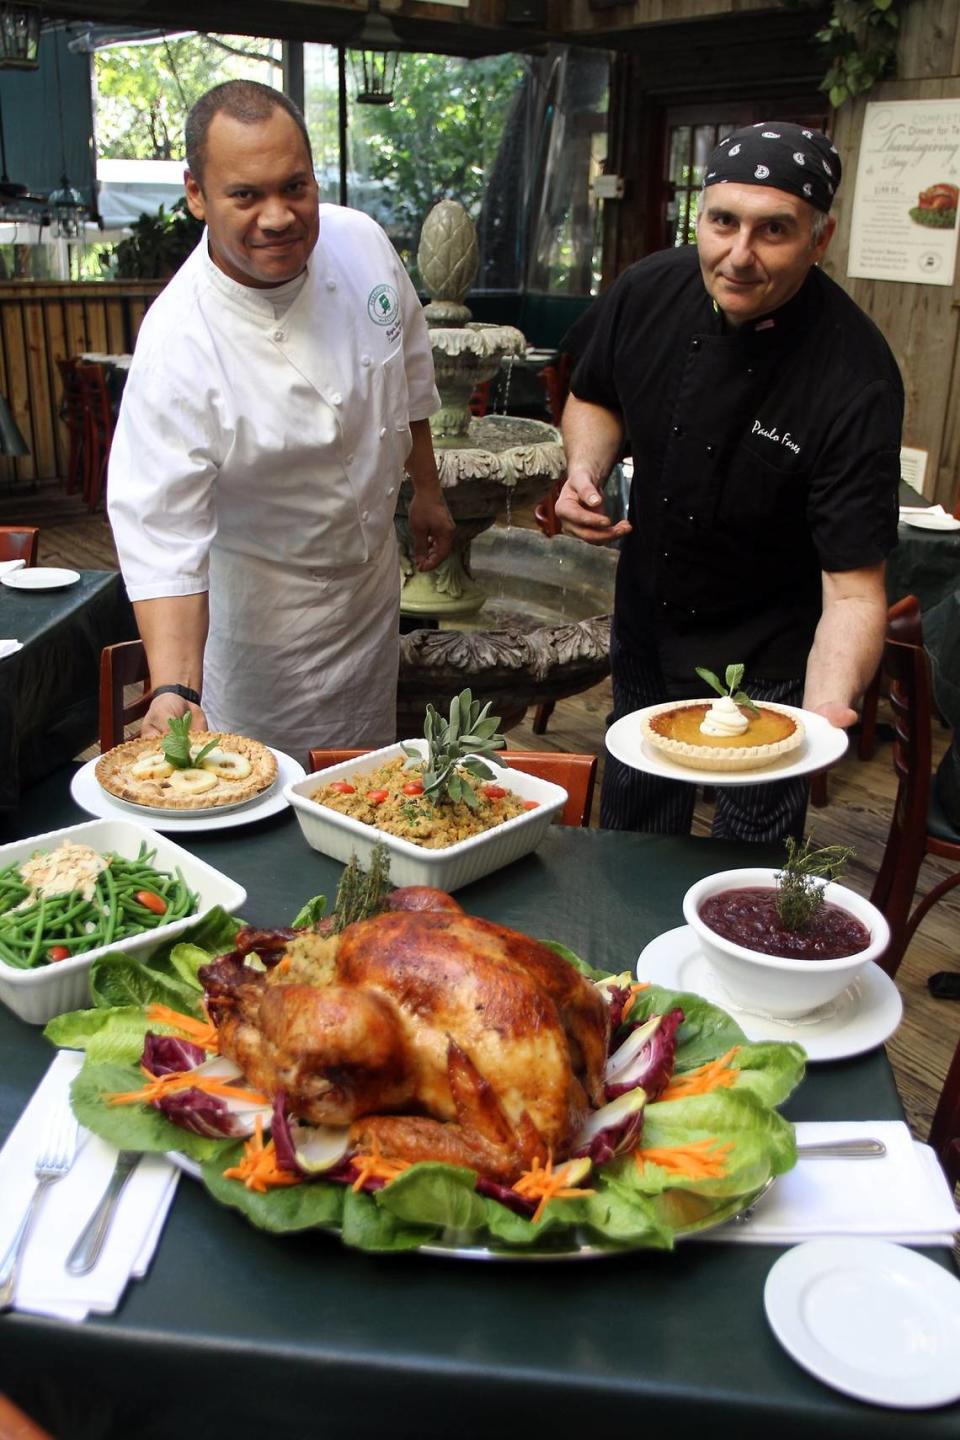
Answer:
xmin=0 ymin=1051 xmax=180 ymax=1322
xmin=898 ymin=503 xmax=949 ymax=518
xmin=0 ymin=639 xmax=22 ymax=660
xmin=0 ymin=558 xmax=26 ymax=576
xmin=699 ymin=1121 xmax=959 ymax=1246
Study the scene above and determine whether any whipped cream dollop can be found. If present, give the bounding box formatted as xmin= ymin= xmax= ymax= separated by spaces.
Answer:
xmin=700 ymin=694 xmax=750 ymax=737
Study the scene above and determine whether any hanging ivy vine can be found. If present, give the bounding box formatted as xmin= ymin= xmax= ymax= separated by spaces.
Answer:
xmin=784 ymin=0 xmax=914 ymax=107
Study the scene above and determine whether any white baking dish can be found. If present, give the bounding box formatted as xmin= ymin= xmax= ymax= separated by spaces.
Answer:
xmin=284 ymin=740 xmax=567 ymax=892
xmin=0 ymin=817 xmax=246 ymax=1024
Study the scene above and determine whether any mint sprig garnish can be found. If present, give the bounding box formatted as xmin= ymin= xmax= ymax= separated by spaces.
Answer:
xmin=695 ymin=663 xmax=761 ymax=717
xmin=161 ymin=714 xmax=219 ymax=771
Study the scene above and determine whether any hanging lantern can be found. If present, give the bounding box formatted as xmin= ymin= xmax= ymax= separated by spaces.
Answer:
xmin=0 ymin=4 xmax=41 ymax=70
xmin=47 ymin=174 xmax=88 ymax=237
xmin=348 ymin=0 xmax=402 ymax=106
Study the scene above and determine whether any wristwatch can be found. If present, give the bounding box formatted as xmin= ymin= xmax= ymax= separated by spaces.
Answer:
xmin=151 ymin=683 xmax=202 ymax=707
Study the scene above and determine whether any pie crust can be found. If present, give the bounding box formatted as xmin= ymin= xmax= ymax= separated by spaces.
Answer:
xmin=639 ymin=700 xmax=804 ymax=773
xmin=96 ymin=731 xmax=278 ymax=810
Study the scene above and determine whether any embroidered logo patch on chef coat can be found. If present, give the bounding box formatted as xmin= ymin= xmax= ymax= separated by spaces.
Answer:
xmin=368 ymin=284 xmax=400 ymax=327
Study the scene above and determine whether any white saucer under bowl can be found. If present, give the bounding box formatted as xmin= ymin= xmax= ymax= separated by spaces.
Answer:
xmin=636 ymin=925 xmax=902 ymax=1062
xmin=764 ymin=1239 xmax=960 ymax=1409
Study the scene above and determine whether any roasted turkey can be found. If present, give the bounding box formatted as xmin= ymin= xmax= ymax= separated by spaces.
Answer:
xmin=201 ymin=888 xmax=610 ymax=1183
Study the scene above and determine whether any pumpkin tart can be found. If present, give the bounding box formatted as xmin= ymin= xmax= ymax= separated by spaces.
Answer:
xmin=640 ymin=700 xmax=804 ymax=773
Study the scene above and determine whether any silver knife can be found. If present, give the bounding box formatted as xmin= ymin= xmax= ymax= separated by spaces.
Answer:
xmin=796 ymin=1138 xmax=887 ymax=1158
xmin=65 ymin=1150 xmax=141 ymax=1276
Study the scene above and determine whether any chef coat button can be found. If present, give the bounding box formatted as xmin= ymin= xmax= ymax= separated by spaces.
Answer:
xmin=662 ymin=550 xmax=669 ymax=560
xmin=687 ymin=514 xmax=695 ymax=523
xmin=379 ymin=426 xmax=388 ymax=439
xmin=272 ymin=328 xmax=284 ymax=342
xmin=660 ymin=600 xmax=669 ymax=611
xmin=326 ymin=279 xmax=337 ymax=291
xmin=361 ymin=354 xmax=371 ymax=366
xmin=691 ymin=338 xmax=701 ymax=351
xmin=661 ymin=495 xmax=670 ymax=506
xmin=331 ymin=392 xmax=343 ymax=405
xmin=690 ymin=607 xmax=697 ymax=617
xmin=705 ymin=444 xmax=715 ymax=457
xmin=746 ymin=366 xmax=755 ymax=377
xmin=671 ymin=424 xmax=682 ymax=437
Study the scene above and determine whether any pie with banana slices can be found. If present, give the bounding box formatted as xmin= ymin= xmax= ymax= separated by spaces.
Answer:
xmin=96 ymin=731 xmax=278 ymax=810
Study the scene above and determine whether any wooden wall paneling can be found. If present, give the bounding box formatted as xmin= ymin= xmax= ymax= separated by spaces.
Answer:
xmin=0 ymin=299 xmax=35 ymax=484
xmin=128 ymin=299 xmax=148 ymax=344
xmin=896 ymin=0 xmax=960 ymax=79
xmin=105 ymin=299 xmax=126 ymax=356
xmin=21 ymin=299 xmax=56 ymax=480
xmin=63 ymin=296 xmax=90 ymax=362
xmin=83 ymin=294 xmax=109 ymax=355
xmin=43 ymin=296 xmax=70 ymax=480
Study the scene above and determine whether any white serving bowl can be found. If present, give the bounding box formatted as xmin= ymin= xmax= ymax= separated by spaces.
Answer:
xmin=0 ymin=817 xmax=247 ymax=1025
xmin=682 ymin=867 xmax=890 ymax=1019
xmin=284 ymin=740 xmax=567 ymax=892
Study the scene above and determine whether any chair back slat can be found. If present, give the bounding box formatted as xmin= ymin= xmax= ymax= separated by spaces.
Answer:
xmin=99 ymin=640 xmax=151 ymax=751
xmin=308 ymin=748 xmax=598 ymax=827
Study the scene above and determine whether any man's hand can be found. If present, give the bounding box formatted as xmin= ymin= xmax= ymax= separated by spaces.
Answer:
xmin=407 ymin=488 xmax=455 ymax=572
xmin=555 ymin=468 xmax=632 ymax=544
xmin=811 ymin=700 xmax=858 ymax=730
xmin=140 ymin=694 xmax=207 ymax=740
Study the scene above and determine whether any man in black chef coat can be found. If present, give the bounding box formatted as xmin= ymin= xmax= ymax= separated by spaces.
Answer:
xmin=556 ymin=122 xmax=902 ymax=842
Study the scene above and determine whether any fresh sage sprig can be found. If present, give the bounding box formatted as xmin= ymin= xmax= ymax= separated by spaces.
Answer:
xmin=695 ymin=663 xmax=761 ymax=717
xmin=775 ymin=836 xmax=855 ymax=932
xmin=161 ymin=713 xmax=219 ymax=770
xmin=402 ymin=688 xmax=506 ymax=811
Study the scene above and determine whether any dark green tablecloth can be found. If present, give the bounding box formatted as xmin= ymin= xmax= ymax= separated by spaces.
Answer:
xmin=1 ymin=770 xmax=957 ymax=1440
xmin=888 ymin=522 xmax=960 ymax=614
xmin=0 ymin=570 xmax=135 ymax=812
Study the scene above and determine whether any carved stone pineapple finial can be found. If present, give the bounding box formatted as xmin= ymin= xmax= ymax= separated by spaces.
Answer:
xmin=417 ymin=199 xmax=479 ymax=325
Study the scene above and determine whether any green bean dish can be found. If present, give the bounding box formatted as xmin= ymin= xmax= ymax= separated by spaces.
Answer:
xmin=0 ymin=840 xmax=199 ymax=970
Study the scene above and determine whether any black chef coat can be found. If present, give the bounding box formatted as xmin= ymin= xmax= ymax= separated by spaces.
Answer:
xmin=570 ymin=245 xmax=902 ymax=690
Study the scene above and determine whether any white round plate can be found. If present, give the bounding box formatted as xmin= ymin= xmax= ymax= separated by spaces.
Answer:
xmin=636 ymin=925 xmax=902 ymax=1062
xmin=1 ymin=566 xmax=80 ymax=591
xmin=100 ymin=778 xmax=278 ymax=819
xmin=764 ymin=1239 xmax=960 ymax=1408
xmin=605 ymin=703 xmax=847 ymax=786
xmin=902 ymin=513 xmax=960 ymax=533
xmin=70 ymin=747 xmax=305 ymax=831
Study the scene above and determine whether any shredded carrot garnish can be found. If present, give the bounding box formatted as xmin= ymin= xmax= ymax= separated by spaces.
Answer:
xmin=105 ymin=1067 xmax=270 ymax=1109
xmin=511 ymin=1154 xmax=596 ymax=1224
xmin=634 ymin=1136 xmax=734 ymax=1181
xmin=621 ymin=981 xmax=651 ymax=1022
xmin=223 ymin=1116 xmax=301 ymax=1193
xmin=349 ymin=1135 xmax=412 ymax=1192
xmin=658 ymin=1046 xmax=742 ymax=1102
xmin=146 ymin=1002 xmax=220 ymax=1052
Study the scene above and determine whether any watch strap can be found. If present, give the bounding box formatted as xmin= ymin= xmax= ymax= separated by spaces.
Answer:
xmin=151 ymin=683 xmax=202 ymax=707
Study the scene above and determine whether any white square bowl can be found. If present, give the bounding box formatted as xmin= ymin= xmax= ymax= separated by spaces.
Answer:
xmin=0 ymin=817 xmax=247 ymax=1025
xmin=284 ymin=741 xmax=567 ymax=892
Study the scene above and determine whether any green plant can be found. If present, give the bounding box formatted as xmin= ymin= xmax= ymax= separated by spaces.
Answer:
xmin=783 ymin=0 xmax=913 ymax=107
xmin=775 ymin=836 xmax=855 ymax=931
xmin=108 ymin=197 xmax=203 ymax=280
xmin=402 ymin=688 xmax=506 ymax=810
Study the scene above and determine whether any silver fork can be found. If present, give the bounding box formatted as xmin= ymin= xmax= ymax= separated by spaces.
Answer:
xmin=0 ymin=1097 xmax=79 ymax=1312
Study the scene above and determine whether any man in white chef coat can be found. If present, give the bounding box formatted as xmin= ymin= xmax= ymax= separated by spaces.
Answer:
xmin=107 ymin=80 xmax=453 ymax=762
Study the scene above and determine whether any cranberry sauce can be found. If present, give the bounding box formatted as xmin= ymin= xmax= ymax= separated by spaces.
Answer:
xmin=699 ymin=887 xmax=871 ymax=961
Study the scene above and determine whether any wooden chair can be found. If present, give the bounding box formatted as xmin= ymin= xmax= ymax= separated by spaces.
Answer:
xmin=869 ymin=596 xmax=960 ymax=975
xmin=76 ymin=361 xmax=115 ymax=511
xmin=930 ymin=1029 xmax=960 ymax=1191
xmin=55 ymin=356 xmax=86 ymax=495
xmin=0 ymin=526 xmax=38 ymax=566
xmin=308 ymin=748 xmax=598 ymax=827
xmin=99 ymin=639 xmax=151 ymax=751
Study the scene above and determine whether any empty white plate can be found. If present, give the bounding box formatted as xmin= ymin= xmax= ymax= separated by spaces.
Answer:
xmin=765 ymin=1239 xmax=960 ymax=1408
xmin=1 ymin=567 xmax=80 ymax=591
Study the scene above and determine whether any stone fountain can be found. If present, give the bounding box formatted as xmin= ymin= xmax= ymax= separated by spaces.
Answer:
xmin=394 ymin=199 xmax=617 ymax=732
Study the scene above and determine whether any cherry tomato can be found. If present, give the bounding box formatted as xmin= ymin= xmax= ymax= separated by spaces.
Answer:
xmin=135 ymin=890 xmax=167 ymax=915
xmin=482 ymin=784 xmax=508 ymax=800
xmin=402 ymin=781 xmax=424 ymax=796
xmin=523 ymin=799 xmax=540 ymax=811
xmin=48 ymin=945 xmax=71 ymax=962
xmin=366 ymin=788 xmax=389 ymax=805
xmin=328 ymin=781 xmax=356 ymax=795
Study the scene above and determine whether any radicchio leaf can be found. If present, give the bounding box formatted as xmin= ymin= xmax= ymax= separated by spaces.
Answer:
xmin=141 ymin=1033 xmax=207 ymax=1077
xmin=605 ymin=1009 xmax=684 ymax=1101
xmin=156 ymin=1087 xmax=252 ymax=1138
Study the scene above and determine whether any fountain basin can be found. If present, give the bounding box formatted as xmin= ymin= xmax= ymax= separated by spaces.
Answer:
xmin=397 ymin=527 xmax=617 ymax=733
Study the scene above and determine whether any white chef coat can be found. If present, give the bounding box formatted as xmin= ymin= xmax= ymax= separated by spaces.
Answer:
xmin=107 ymin=204 xmax=440 ymax=761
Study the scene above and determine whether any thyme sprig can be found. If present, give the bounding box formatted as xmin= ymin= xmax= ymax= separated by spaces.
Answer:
xmin=331 ymin=841 xmax=393 ymax=933
xmin=695 ymin=663 xmax=761 ymax=717
xmin=775 ymin=836 xmax=855 ymax=932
